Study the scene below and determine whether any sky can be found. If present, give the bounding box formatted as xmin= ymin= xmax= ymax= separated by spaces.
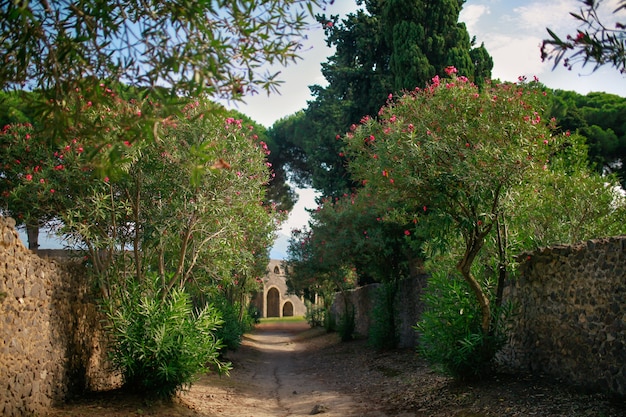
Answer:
xmin=228 ymin=0 xmax=626 ymax=129
xmin=22 ymin=0 xmax=626 ymax=256
xmin=257 ymin=0 xmax=626 ymax=259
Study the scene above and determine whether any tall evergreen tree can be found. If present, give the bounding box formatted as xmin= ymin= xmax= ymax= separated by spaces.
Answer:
xmin=270 ymin=0 xmax=493 ymax=198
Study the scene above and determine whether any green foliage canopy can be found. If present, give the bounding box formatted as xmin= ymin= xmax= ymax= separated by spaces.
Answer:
xmin=542 ymin=0 xmax=626 ymax=74
xmin=548 ymin=89 xmax=626 ymax=185
xmin=343 ymin=71 xmax=584 ymax=334
xmin=0 ymin=0 xmax=329 ymax=98
xmin=269 ymin=0 xmax=493 ymax=198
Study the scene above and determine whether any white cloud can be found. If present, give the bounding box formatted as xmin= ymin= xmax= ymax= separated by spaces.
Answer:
xmin=278 ymin=187 xmax=320 ymax=235
xmin=460 ymin=4 xmax=490 ymax=35
xmin=483 ymin=33 xmax=547 ymax=81
xmin=513 ymin=0 xmax=573 ymax=33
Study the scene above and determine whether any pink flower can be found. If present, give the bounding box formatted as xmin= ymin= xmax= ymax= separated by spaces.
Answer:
xmin=444 ymin=66 xmax=457 ymax=75
xmin=54 ymin=164 xmax=64 ymax=170
xmin=25 ymin=174 xmax=32 ymax=181
xmin=382 ymin=170 xmax=388 ymax=177
xmin=50 ymin=189 xmax=55 ymax=193
xmin=404 ymin=230 xmax=411 ymax=236
xmin=104 ymin=177 xmax=109 ymax=183
xmin=39 ymin=178 xmax=45 ymax=184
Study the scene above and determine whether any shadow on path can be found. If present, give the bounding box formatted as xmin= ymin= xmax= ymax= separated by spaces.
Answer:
xmin=182 ymin=320 xmax=385 ymax=417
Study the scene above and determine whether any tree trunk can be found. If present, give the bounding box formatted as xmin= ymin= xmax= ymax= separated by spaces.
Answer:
xmin=457 ymin=232 xmax=491 ymax=335
xmin=26 ymin=222 xmax=40 ymax=252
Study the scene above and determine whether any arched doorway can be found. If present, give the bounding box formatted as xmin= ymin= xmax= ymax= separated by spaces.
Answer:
xmin=266 ymin=287 xmax=280 ymax=317
xmin=282 ymin=301 xmax=294 ymax=317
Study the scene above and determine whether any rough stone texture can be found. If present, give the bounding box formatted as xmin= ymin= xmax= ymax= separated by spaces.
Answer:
xmin=251 ymin=259 xmax=307 ymax=318
xmin=331 ymin=274 xmax=426 ymax=348
xmin=395 ymin=274 xmax=428 ymax=348
xmin=0 ymin=216 xmax=118 ymax=417
xmin=331 ymin=283 xmax=380 ymax=339
xmin=500 ymin=237 xmax=626 ymax=397
xmin=333 ymin=237 xmax=625 ymax=397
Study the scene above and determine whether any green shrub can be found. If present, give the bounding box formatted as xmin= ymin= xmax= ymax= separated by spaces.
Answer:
xmin=305 ymin=300 xmax=326 ymax=328
xmin=415 ymin=268 xmax=509 ymax=380
xmin=105 ymin=275 xmax=229 ymax=399
xmin=337 ymin=303 xmax=355 ymax=342
xmin=368 ymin=282 xmax=398 ymax=350
xmin=324 ymin=308 xmax=336 ymax=332
xmin=209 ymin=295 xmax=251 ymax=352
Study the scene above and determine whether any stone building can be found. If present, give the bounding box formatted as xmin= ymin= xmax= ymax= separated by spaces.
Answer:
xmin=251 ymin=259 xmax=307 ymax=318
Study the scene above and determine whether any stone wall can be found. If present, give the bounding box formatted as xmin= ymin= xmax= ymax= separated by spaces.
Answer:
xmin=331 ymin=284 xmax=379 ymax=338
xmin=333 ymin=237 xmax=625 ymax=397
xmin=0 ymin=217 xmax=116 ymax=417
xmin=331 ymin=274 xmax=426 ymax=348
xmin=501 ymin=237 xmax=626 ymax=396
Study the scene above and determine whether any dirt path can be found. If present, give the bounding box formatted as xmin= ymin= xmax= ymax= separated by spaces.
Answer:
xmin=181 ymin=321 xmax=381 ymax=417
xmin=46 ymin=320 xmax=626 ymax=417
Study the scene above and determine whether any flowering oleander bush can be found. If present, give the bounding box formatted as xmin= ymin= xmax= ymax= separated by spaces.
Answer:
xmin=342 ymin=69 xmax=626 ymax=377
xmin=1 ymin=88 xmax=281 ymax=397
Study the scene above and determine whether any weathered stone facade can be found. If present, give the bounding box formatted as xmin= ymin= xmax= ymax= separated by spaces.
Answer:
xmin=0 ymin=216 xmax=116 ymax=417
xmin=500 ymin=237 xmax=626 ymax=396
xmin=331 ymin=274 xmax=427 ymax=348
xmin=332 ymin=237 xmax=625 ymax=397
xmin=251 ymin=259 xmax=307 ymax=318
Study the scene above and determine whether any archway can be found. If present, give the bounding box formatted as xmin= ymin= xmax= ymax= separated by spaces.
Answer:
xmin=266 ymin=287 xmax=280 ymax=317
xmin=282 ymin=301 xmax=294 ymax=317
